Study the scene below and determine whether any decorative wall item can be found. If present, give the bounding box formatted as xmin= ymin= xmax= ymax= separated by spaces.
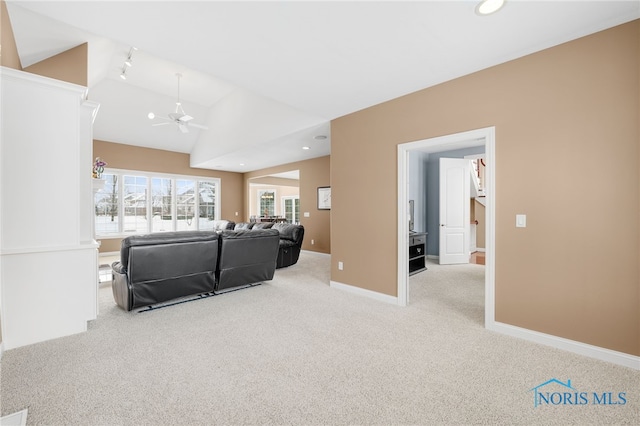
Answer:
xmin=317 ymin=186 xmax=331 ymax=210
xmin=93 ymin=157 xmax=107 ymax=179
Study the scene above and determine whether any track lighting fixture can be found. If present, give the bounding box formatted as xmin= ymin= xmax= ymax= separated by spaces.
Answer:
xmin=119 ymin=46 xmax=137 ymax=80
xmin=124 ymin=46 xmax=137 ymax=67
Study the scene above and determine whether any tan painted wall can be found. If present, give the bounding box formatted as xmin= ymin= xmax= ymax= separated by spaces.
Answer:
xmin=245 ymin=156 xmax=330 ymax=254
xmin=24 ymin=43 xmax=88 ymax=86
xmin=1 ymin=0 xmax=22 ymax=69
xmin=94 ymin=140 xmax=244 ymax=253
xmin=331 ymin=21 xmax=639 ymax=356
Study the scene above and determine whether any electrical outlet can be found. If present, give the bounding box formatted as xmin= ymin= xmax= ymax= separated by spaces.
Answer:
xmin=311 ymin=239 xmax=315 ymax=245
xmin=338 ymin=261 xmax=344 ymax=270
xmin=235 ymin=212 xmax=239 ymax=216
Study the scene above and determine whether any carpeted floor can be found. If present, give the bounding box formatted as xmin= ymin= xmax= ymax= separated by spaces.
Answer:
xmin=1 ymin=252 xmax=638 ymax=425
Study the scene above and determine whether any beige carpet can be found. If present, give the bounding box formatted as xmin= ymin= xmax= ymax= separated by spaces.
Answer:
xmin=1 ymin=252 xmax=638 ymax=425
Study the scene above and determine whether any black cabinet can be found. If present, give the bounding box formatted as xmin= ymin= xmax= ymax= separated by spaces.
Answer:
xmin=409 ymin=232 xmax=427 ymax=275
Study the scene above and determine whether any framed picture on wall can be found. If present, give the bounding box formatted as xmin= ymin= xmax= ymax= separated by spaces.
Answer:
xmin=317 ymin=186 xmax=331 ymax=210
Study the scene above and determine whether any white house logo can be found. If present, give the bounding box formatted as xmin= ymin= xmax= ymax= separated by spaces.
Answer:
xmin=529 ymin=378 xmax=627 ymax=407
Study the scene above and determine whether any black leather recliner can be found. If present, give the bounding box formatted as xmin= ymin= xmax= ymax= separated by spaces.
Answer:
xmin=216 ymin=229 xmax=280 ymax=291
xmin=112 ymin=231 xmax=219 ymax=311
xmin=272 ymin=223 xmax=304 ymax=268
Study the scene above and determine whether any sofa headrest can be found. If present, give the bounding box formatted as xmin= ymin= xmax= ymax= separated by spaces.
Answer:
xmin=220 ymin=229 xmax=279 ymax=240
xmin=234 ymin=222 xmax=255 ymax=230
xmin=252 ymin=222 xmax=274 ymax=229
xmin=272 ymin=223 xmax=304 ymax=244
xmin=120 ymin=231 xmax=218 ymax=270
xmin=210 ymin=220 xmax=236 ymax=230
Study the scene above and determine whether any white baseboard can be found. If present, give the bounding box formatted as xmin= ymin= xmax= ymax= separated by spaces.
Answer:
xmin=488 ymin=321 xmax=640 ymax=370
xmin=302 ymin=250 xmax=330 ymax=258
xmin=330 ymin=280 xmax=398 ymax=305
xmin=426 ymin=255 xmax=439 ymax=260
xmin=0 ymin=341 xmax=4 ymax=360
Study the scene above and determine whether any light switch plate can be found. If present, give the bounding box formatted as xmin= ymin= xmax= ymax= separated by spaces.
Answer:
xmin=516 ymin=214 xmax=527 ymax=228
xmin=304 ymin=212 xmax=310 ymax=217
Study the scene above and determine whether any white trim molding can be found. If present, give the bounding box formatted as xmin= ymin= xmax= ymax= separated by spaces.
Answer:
xmin=330 ymin=280 xmax=398 ymax=305
xmin=397 ymin=126 xmax=495 ymax=315
xmin=488 ymin=321 xmax=640 ymax=370
xmin=302 ymin=250 xmax=330 ymax=258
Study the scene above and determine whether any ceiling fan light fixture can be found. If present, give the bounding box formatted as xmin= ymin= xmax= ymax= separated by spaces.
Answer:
xmin=476 ymin=0 xmax=505 ymax=15
xmin=147 ymin=73 xmax=208 ymax=133
xmin=120 ymin=67 xmax=127 ymax=80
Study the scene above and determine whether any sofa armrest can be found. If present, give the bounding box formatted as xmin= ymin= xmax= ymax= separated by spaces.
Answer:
xmin=111 ymin=261 xmax=126 ymax=275
xmin=111 ymin=261 xmax=131 ymax=311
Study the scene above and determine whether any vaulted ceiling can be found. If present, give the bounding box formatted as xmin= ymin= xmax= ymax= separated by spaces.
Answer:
xmin=6 ymin=1 xmax=639 ymax=173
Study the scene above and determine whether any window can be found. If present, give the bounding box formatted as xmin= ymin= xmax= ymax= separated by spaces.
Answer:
xmin=176 ymin=179 xmax=196 ymax=231
xmin=259 ymin=190 xmax=276 ymax=216
xmin=94 ymin=169 xmax=220 ymax=236
xmin=95 ymin=174 xmax=119 ymax=235
xmin=283 ymin=196 xmax=300 ymax=224
xmin=151 ymin=177 xmax=173 ymax=232
xmin=123 ymin=175 xmax=148 ymax=233
xmin=198 ymin=181 xmax=217 ymax=230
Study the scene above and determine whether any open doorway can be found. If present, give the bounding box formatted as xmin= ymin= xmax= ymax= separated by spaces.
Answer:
xmin=397 ymin=127 xmax=495 ymax=328
xmin=247 ymin=170 xmax=300 ymax=224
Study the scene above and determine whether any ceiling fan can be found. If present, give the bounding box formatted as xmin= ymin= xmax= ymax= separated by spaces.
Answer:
xmin=148 ymin=73 xmax=208 ymax=133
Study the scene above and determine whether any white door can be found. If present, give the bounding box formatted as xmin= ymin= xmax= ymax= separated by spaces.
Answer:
xmin=439 ymin=158 xmax=470 ymax=264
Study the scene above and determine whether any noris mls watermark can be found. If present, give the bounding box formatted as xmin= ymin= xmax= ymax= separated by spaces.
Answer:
xmin=529 ymin=378 xmax=627 ymax=408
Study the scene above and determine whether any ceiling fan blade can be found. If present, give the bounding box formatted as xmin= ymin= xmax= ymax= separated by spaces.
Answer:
xmin=179 ymin=115 xmax=193 ymax=123
xmin=189 ymin=123 xmax=209 ymax=130
xmin=152 ymin=122 xmax=171 ymax=127
xmin=154 ymin=116 xmax=173 ymax=122
xmin=178 ymin=123 xmax=189 ymax=133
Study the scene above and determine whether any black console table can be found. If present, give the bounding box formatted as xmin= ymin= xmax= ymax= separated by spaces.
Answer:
xmin=409 ymin=232 xmax=427 ymax=275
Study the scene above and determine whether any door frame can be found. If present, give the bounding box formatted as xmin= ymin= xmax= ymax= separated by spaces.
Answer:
xmin=397 ymin=126 xmax=496 ymax=328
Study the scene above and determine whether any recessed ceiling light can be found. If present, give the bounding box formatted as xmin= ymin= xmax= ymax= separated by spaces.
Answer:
xmin=476 ymin=0 xmax=505 ymax=15
xmin=147 ymin=112 xmax=155 ymax=119
xmin=302 ymin=146 xmax=310 ymax=150
xmin=314 ymin=135 xmax=327 ymax=140
xmin=239 ymin=163 xmax=245 ymax=166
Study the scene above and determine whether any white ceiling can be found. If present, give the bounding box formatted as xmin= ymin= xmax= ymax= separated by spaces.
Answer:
xmin=6 ymin=1 xmax=639 ymax=173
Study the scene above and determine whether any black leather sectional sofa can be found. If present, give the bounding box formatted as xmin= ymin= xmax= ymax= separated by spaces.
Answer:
xmin=111 ymin=228 xmax=280 ymax=311
xmin=231 ymin=221 xmax=305 ymax=268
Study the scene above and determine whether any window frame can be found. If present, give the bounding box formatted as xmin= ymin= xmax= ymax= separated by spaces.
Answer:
xmin=282 ymin=196 xmax=300 ymax=224
xmin=95 ymin=168 xmax=221 ymax=237
xmin=257 ymin=189 xmax=277 ymax=217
